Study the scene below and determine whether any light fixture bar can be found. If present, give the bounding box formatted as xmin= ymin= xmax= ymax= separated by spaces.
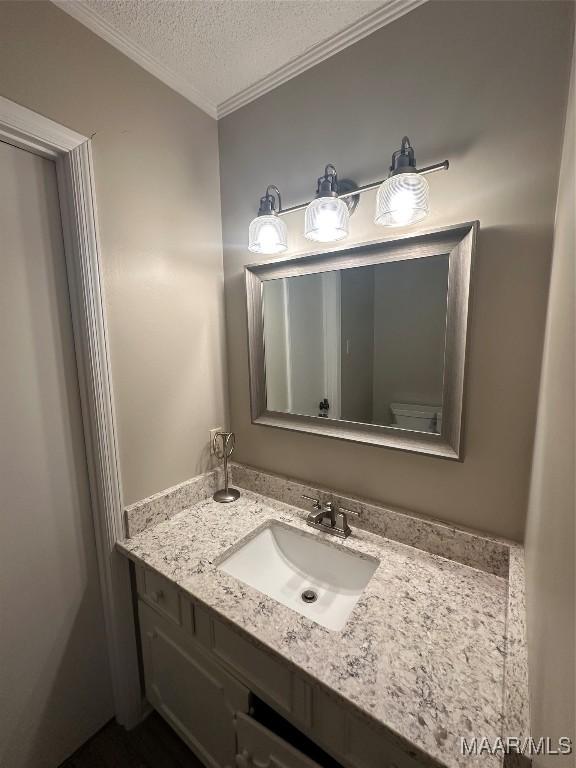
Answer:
xmin=417 ymin=160 xmax=450 ymax=176
xmin=276 ymin=160 xmax=448 ymax=217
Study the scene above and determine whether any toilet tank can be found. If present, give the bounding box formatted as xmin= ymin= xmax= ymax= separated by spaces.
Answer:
xmin=390 ymin=402 xmax=442 ymax=433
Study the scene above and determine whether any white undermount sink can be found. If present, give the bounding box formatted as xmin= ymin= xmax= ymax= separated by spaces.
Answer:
xmin=217 ymin=522 xmax=379 ymax=631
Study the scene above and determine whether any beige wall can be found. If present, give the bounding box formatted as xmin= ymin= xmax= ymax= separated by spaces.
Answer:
xmin=524 ymin=38 xmax=575 ymax=766
xmin=372 ymin=257 xmax=448 ymax=425
xmin=340 ymin=266 xmax=374 ymax=424
xmin=219 ymin=0 xmax=574 ymax=540
xmin=0 ymin=0 xmax=227 ymax=504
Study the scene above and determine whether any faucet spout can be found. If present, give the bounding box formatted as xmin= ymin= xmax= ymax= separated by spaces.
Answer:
xmin=323 ymin=501 xmax=336 ymax=527
xmin=301 ymin=495 xmax=357 ymax=539
xmin=307 ymin=509 xmax=325 ymax=525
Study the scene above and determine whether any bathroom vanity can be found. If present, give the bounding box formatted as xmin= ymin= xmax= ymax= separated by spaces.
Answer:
xmin=117 ymin=463 xmax=529 ymax=768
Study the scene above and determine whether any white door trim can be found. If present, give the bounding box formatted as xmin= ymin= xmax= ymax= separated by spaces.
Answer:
xmin=0 ymin=96 xmax=142 ymax=727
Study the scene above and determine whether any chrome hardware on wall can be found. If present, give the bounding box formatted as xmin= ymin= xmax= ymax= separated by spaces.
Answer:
xmin=213 ymin=431 xmax=240 ymax=503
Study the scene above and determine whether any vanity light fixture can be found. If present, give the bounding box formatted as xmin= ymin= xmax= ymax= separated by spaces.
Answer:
xmin=304 ymin=165 xmax=350 ymax=243
xmin=375 ymin=136 xmax=431 ymax=227
xmin=248 ymin=185 xmax=288 ymax=255
xmin=248 ymin=138 xmax=449 ymax=252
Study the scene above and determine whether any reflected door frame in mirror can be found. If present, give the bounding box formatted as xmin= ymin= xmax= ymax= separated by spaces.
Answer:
xmin=245 ymin=221 xmax=478 ymax=460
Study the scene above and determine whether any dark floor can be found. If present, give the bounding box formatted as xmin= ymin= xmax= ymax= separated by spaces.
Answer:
xmin=59 ymin=713 xmax=204 ymax=768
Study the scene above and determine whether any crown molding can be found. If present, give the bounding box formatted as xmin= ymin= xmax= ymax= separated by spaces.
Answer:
xmin=216 ymin=0 xmax=426 ymax=118
xmin=51 ymin=0 xmax=219 ymax=119
xmin=52 ymin=0 xmax=426 ymax=121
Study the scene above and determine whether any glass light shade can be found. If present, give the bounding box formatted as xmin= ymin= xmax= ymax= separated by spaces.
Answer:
xmin=374 ymin=173 xmax=429 ymax=227
xmin=248 ymin=214 xmax=288 ymax=254
xmin=304 ymin=196 xmax=349 ymax=242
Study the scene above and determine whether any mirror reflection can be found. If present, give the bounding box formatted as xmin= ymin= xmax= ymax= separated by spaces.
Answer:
xmin=262 ymin=254 xmax=449 ymax=434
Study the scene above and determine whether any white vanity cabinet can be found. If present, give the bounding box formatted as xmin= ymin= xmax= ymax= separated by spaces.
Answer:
xmin=134 ymin=565 xmax=428 ymax=768
xmin=139 ymin=601 xmax=250 ymax=768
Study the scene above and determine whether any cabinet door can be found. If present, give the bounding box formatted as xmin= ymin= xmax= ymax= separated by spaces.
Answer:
xmin=235 ymin=713 xmax=323 ymax=768
xmin=140 ymin=601 xmax=250 ymax=768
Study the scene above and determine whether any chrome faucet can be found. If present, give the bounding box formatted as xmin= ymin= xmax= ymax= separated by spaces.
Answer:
xmin=301 ymin=495 xmax=360 ymax=538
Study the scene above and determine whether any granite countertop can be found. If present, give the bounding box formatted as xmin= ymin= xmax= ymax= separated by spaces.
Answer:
xmin=117 ymin=487 xmax=511 ymax=768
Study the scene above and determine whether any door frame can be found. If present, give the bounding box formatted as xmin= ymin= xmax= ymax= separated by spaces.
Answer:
xmin=0 ymin=96 xmax=142 ymax=727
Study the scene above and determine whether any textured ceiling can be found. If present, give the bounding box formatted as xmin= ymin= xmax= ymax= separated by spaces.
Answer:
xmin=55 ymin=0 xmax=423 ymax=117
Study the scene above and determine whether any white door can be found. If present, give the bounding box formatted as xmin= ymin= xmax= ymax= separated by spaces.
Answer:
xmin=284 ymin=273 xmax=341 ymax=419
xmin=0 ymin=140 xmax=113 ymax=768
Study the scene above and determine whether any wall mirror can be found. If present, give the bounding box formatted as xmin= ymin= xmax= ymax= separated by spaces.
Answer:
xmin=245 ymin=222 xmax=477 ymax=459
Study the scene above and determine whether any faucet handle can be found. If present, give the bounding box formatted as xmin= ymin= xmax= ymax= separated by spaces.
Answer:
xmin=338 ymin=504 xmax=361 ymax=518
xmin=302 ymin=494 xmax=321 ymax=510
xmin=334 ymin=503 xmax=361 ymax=537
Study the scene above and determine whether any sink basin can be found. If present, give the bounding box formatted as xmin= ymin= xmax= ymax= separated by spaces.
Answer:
xmin=217 ymin=522 xmax=379 ymax=631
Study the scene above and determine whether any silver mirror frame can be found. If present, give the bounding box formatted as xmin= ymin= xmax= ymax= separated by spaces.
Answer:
xmin=245 ymin=221 xmax=478 ymax=460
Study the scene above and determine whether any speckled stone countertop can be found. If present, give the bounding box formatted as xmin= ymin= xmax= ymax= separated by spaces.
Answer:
xmin=118 ymin=488 xmax=511 ymax=768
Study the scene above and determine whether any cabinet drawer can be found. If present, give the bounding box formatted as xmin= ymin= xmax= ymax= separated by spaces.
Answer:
xmin=136 ymin=566 xmax=181 ymax=625
xmin=345 ymin=716 xmax=425 ymax=768
xmin=311 ymin=688 xmax=426 ymax=768
xmin=236 ymin=713 xmax=323 ymax=768
xmin=211 ymin=618 xmax=292 ymax=713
